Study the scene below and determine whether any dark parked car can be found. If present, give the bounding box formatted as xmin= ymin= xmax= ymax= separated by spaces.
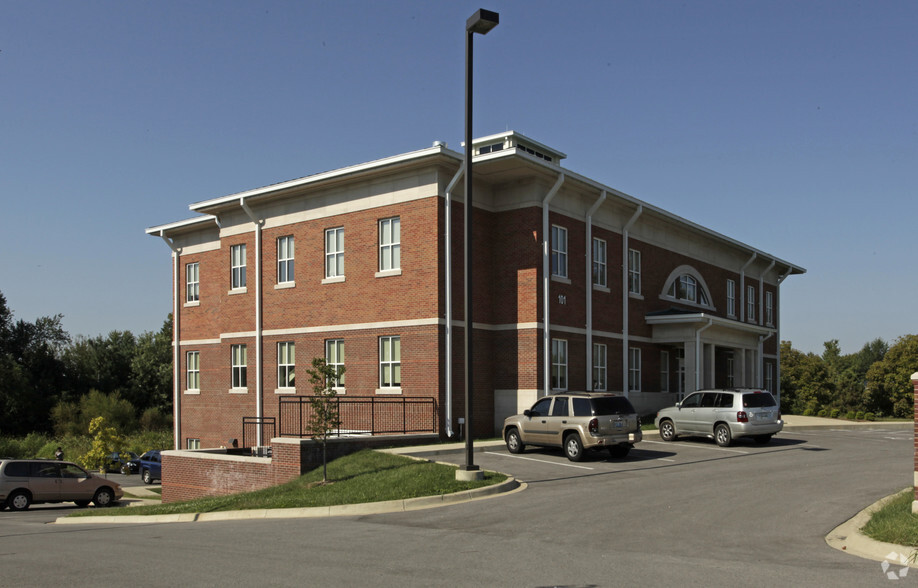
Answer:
xmin=106 ymin=451 xmax=139 ymax=475
xmin=139 ymin=450 xmax=162 ymax=485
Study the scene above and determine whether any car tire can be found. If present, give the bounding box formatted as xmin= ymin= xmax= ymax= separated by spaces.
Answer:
xmin=93 ymin=487 xmax=115 ymax=507
xmin=505 ymin=428 xmax=525 ymax=454
xmin=564 ymin=433 xmax=585 ymax=462
xmin=754 ymin=435 xmax=772 ymax=445
xmin=7 ymin=490 xmax=31 ymax=511
xmin=142 ymin=469 xmax=153 ymax=485
xmin=659 ymin=419 xmax=677 ymax=442
xmin=714 ymin=423 xmax=733 ymax=447
xmin=74 ymin=500 xmax=90 ymax=508
xmin=608 ymin=445 xmax=630 ymax=458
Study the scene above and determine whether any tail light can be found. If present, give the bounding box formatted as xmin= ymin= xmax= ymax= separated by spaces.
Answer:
xmin=777 ymin=411 xmax=782 ymax=420
xmin=737 ymin=411 xmax=748 ymax=423
xmin=589 ymin=418 xmax=599 ymax=435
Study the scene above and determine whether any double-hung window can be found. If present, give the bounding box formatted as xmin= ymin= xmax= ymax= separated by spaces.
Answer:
xmin=551 ymin=339 xmax=568 ymax=390
xmin=551 ymin=225 xmax=568 ymax=278
xmin=325 ymin=228 xmax=344 ymax=279
xmin=592 ymin=238 xmax=607 ymax=287
xmin=592 ymin=343 xmax=607 ymax=391
xmin=628 ymin=249 xmax=641 ymax=294
xmin=379 ymin=217 xmax=400 ymax=272
xmin=727 ymin=279 xmax=736 ymax=317
xmin=277 ymin=342 xmax=295 ymax=389
xmin=629 ymin=347 xmax=641 ymax=392
xmin=379 ymin=336 xmax=401 ymax=389
xmin=765 ymin=291 xmax=774 ymax=326
xmin=747 ymin=285 xmax=756 ymax=322
xmin=186 ymin=351 xmax=200 ymax=391
xmin=277 ymin=236 xmax=294 ymax=284
xmin=231 ymin=244 xmax=246 ymax=289
xmin=231 ymin=344 xmax=247 ymax=389
xmin=326 ymin=339 xmax=345 ymax=388
xmin=186 ymin=262 xmax=199 ymax=303
xmin=660 ymin=350 xmax=670 ymax=392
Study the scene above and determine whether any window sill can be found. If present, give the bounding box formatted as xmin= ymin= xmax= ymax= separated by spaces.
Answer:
xmin=184 ymin=301 xmax=200 ymax=308
xmin=375 ymin=388 xmax=402 ymax=395
xmin=375 ymin=269 xmax=402 ymax=278
xmin=275 ymin=282 xmax=295 ymax=290
xmin=322 ymin=276 xmax=345 ymax=285
xmin=274 ymin=388 xmax=296 ymax=395
xmin=551 ymin=275 xmax=571 ymax=285
xmin=229 ymin=388 xmax=248 ymax=394
xmin=184 ymin=389 xmax=200 ymax=395
xmin=629 ymin=292 xmax=644 ymax=300
xmin=592 ymin=284 xmax=610 ymax=293
xmin=228 ymin=287 xmax=247 ymax=296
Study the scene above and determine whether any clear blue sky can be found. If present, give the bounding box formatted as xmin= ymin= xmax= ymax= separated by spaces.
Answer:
xmin=1 ymin=1 xmax=915 ymax=355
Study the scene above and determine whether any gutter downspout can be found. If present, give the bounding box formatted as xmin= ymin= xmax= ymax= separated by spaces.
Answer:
xmin=695 ymin=318 xmax=714 ymax=391
xmin=159 ymin=231 xmax=181 ymax=451
xmin=444 ymin=163 xmax=465 ymax=438
xmin=240 ymin=198 xmax=264 ymax=447
xmin=622 ymin=205 xmax=642 ymax=397
xmin=740 ymin=253 xmax=757 ymax=323
xmin=759 ymin=259 xmax=775 ymax=326
xmin=775 ymin=267 xmax=793 ymax=408
xmin=585 ymin=191 xmax=606 ymax=391
xmin=542 ymin=174 xmax=565 ymax=396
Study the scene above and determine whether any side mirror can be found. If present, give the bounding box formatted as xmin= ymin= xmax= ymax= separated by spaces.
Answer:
xmin=524 ymin=409 xmax=532 ymax=418
xmin=675 ymin=402 xmax=682 ymax=409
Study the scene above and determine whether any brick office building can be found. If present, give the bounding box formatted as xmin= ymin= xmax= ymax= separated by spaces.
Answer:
xmin=147 ymin=131 xmax=805 ymax=450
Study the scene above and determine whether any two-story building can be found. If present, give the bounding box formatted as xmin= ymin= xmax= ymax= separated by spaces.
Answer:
xmin=147 ymin=131 xmax=805 ymax=450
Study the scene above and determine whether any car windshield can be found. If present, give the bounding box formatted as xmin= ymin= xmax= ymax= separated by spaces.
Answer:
xmin=591 ymin=396 xmax=636 ymax=416
xmin=742 ymin=393 xmax=777 ymax=408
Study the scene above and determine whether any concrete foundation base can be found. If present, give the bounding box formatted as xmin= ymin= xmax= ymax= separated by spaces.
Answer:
xmin=455 ymin=468 xmax=484 ymax=482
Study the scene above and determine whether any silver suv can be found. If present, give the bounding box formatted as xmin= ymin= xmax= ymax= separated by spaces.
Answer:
xmin=502 ymin=392 xmax=642 ymax=461
xmin=0 ymin=459 xmax=123 ymax=511
xmin=654 ymin=389 xmax=783 ymax=447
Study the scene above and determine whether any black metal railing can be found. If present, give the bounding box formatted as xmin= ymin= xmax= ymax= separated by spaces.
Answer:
xmin=242 ymin=416 xmax=276 ymax=448
xmin=278 ymin=396 xmax=437 ymax=438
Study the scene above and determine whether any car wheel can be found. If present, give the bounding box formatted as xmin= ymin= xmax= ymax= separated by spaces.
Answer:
xmin=74 ymin=500 xmax=90 ymax=508
xmin=142 ymin=469 xmax=153 ymax=485
xmin=659 ymin=419 xmax=677 ymax=442
xmin=8 ymin=490 xmax=31 ymax=511
xmin=93 ymin=488 xmax=115 ymax=507
xmin=754 ymin=435 xmax=772 ymax=445
xmin=715 ymin=423 xmax=732 ymax=447
xmin=608 ymin=445 xmax=630 ymax=458
xmin=505 ymin=428 xmax=525 ymax=454
xmin=564 ymin=433 xmax=585 ymax=462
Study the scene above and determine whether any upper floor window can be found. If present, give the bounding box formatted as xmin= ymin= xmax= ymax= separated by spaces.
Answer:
xmin=379 ymin=336 xmax=401 ymax=389
xmin=326 ymin=339 xmax=345 ymax=388
xmin=551 ymin=225 xmax=568 ymax=278
xmin=231 ymin=344 xmax=247 ymax=389
xmin=277 ymin=236 xmax=294 ymax=284
xmin=230 ymin=244 xmax=246 ymax=289
xmin=379 ymin=217 xmax=401 ymax=272
xmin=186 ymin=262 xmax=199 ymax=303
xmin=628 ymin=249 xmax=641 ymax=294
xmin=325 ymin=227 xmax=344 ymax=279
xmin=665 ymin=270 xmax=710 ymax=307
xmin=747 ymin=285 xmax=756 ymax=322
xmin=727 ymin=279 xmax=736 ymax=317
xmin=551 ymin=338 xmax=568 ymax=390
xmin=277 ymin=342 xmax=295 ymax=389
xmin=765 ymin=291 xmax=774 ymax=326
xmin=592 ymin=238 xmax=607 ymax=287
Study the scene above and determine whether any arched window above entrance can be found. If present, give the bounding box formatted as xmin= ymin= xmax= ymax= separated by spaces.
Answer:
xmin=661 ymin=266 xmax=714 ymax=309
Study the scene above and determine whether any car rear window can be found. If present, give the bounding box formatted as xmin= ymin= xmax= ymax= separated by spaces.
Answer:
xmin=742 ymin=392 xmax=777 ymax=408
xmin=590 ymin=396 xmax=637 ymax=416
xmin=3 ymin=461 xmax=30 ymax=477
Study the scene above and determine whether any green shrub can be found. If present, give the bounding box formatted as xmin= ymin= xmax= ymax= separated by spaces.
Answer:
xmin=846 ymin=411 xmax=856 ymax=420
xmin=856 ymin=411 xmax=865 ymax=421
xmin=865 ymin=412 xmax=876 ymax=421
xmin=802 ymin=408 xmax=815 ymax=416
xmin=817 ymin=409 xmax=828 ymax=417
xmin=830 ymin=408 xmax=840 ymax=418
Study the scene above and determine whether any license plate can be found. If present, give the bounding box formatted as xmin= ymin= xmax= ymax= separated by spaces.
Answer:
xmin=756 ymin=412 xmax=771 ymax=420
xmin=614 ymin=421 xmax=624 ymax=428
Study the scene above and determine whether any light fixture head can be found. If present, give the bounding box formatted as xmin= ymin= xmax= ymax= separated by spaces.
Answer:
xmin=467 ymin=9 xmax=499 ymax=34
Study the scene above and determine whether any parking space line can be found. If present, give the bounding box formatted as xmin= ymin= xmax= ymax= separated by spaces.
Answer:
xmin=640 ymin=440 xmax=749 ymax=454
xmin=484 ymin=452 xmax=595 ymax=470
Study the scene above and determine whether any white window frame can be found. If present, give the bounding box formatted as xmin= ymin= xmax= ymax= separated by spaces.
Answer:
xmin=277 ymin=341 xmax=295 ymax=390
xmin=660 ymin=350 xmax=669 ymax=393
xmin=186 ymin=262 xmax=199 ymax=303
xmin=326 ymin=339 xmax=345 ymax=390
xmin=186 ymin=438 xmax=201 ymax=450
xmin=551 ymin=338 xmax=568 ymax=390
xmin=629 ymin=347 xmax=641 ymax=392
xmin=765 ymin=291 xmax=774 ymax=326
xmin=277 ymin=236 xmax=294 ymax=285
xmin=747 ymin=285 xmax=756 ymax=322
xmin=551 ymin=225 xmax=568 ymax=278
xmin=727 ymin=279 xmax=736 ymax=317
xmin=592 ymin=238 xmax=607 ymax=287
xmin=378 ymin=217 xmax=401 ymax=273
xmin=186 ymin=350 xmax=200 ymax=392
xmin=230 ymin=244 xmax=246 ymax=290
xmin=628 ymin=249 xmax=641 ymax=294
xmin=592 ymin=343 xmax=607 ymax=391
xmin=379 ymin=336 xmax=401 ymax=391
xmin=231 ymin=344 xmax=247 ymax=390
xmin=726 ymin=351 xmax=735 ymax=388
xmin=325 ymin=227 xmax=344 ymax=279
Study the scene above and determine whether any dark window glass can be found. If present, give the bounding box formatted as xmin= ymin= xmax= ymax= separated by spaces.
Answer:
xmin=551 ymin=397 xmax=569 ymax=417
xmin=572 ymin=397 xmax=592 ymax=417
xmin=681 ymin=394 xmax=702 ymax=408
xmin=4 ymin=462 xmax=30 ymax=477
xmin=590 ymin=396 xmax=637 ymax=416
xmin=32 ymin=463 xmax=60 ymax=478
xmin=715 ymin=393 xmax=734 ymax=408
xmin=530 ymin=398 xmax=552 ymax=416
xmin=700 ymin=393 xmax=717 ymax=408
xmin=743 ymin=393 xmax=777 ymax=408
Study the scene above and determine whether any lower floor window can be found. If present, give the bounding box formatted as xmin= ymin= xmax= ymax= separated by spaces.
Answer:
xmin=187 ymin=438 xmax=200 ymax=450
xmin=552 ymin=339 xmax=568 ymax=390
xmin=592 ymin=343 xmax=606 ymax=391
xmin=232 ymin=344 xmax=247 ymax=389
xmin=379 ymin=336 xmax=401 ymax=388
xmin=629 ymin=347 xmax=641 ymax=392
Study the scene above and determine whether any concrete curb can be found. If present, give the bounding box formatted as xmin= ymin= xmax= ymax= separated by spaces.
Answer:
xmin=825 ymin=488 xmax=918 ymax=568
xmin=53 ymin=476 xmax=524 ymax=525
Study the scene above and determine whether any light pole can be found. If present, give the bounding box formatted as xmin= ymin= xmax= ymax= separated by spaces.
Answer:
xmin=458 ymin=8 xmax=499 ymax=482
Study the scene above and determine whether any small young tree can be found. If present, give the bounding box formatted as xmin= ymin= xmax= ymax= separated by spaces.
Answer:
xmin=305 ymin=357 xmax=343 ymax=483
xmin=80 ymin=416 xmax=123 ymax=472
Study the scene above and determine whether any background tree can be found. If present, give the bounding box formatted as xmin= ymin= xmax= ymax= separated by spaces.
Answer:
xmin=864 ymin=335 xmax=918 ymax=418
xmin=306 ymin=357 xmax=343 ymax=483
xmin=129 ymin=315 xmax=173 ymax=413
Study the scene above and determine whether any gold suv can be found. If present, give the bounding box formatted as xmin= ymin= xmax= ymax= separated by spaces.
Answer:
xmin=502 ymin=392 xmax=642 ymax=461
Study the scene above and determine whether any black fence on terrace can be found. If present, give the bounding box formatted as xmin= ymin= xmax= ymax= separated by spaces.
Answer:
xmin=278 ymin=396 xmax=438 ymax=438
xmin=242 ymin=416 xmax=276 ymax=449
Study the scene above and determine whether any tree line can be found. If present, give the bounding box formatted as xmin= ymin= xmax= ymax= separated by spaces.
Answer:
xmin=780 ymin=335 xmax=918 ymax=418
xmin=0 ymin=291 xmax=172 ymax=437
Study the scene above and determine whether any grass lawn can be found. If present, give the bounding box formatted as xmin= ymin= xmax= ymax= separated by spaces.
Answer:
xmin=862 ymin=490 xmax=918 ymax=547
xmin=69 ymin=449 xmax=506 ymax=518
